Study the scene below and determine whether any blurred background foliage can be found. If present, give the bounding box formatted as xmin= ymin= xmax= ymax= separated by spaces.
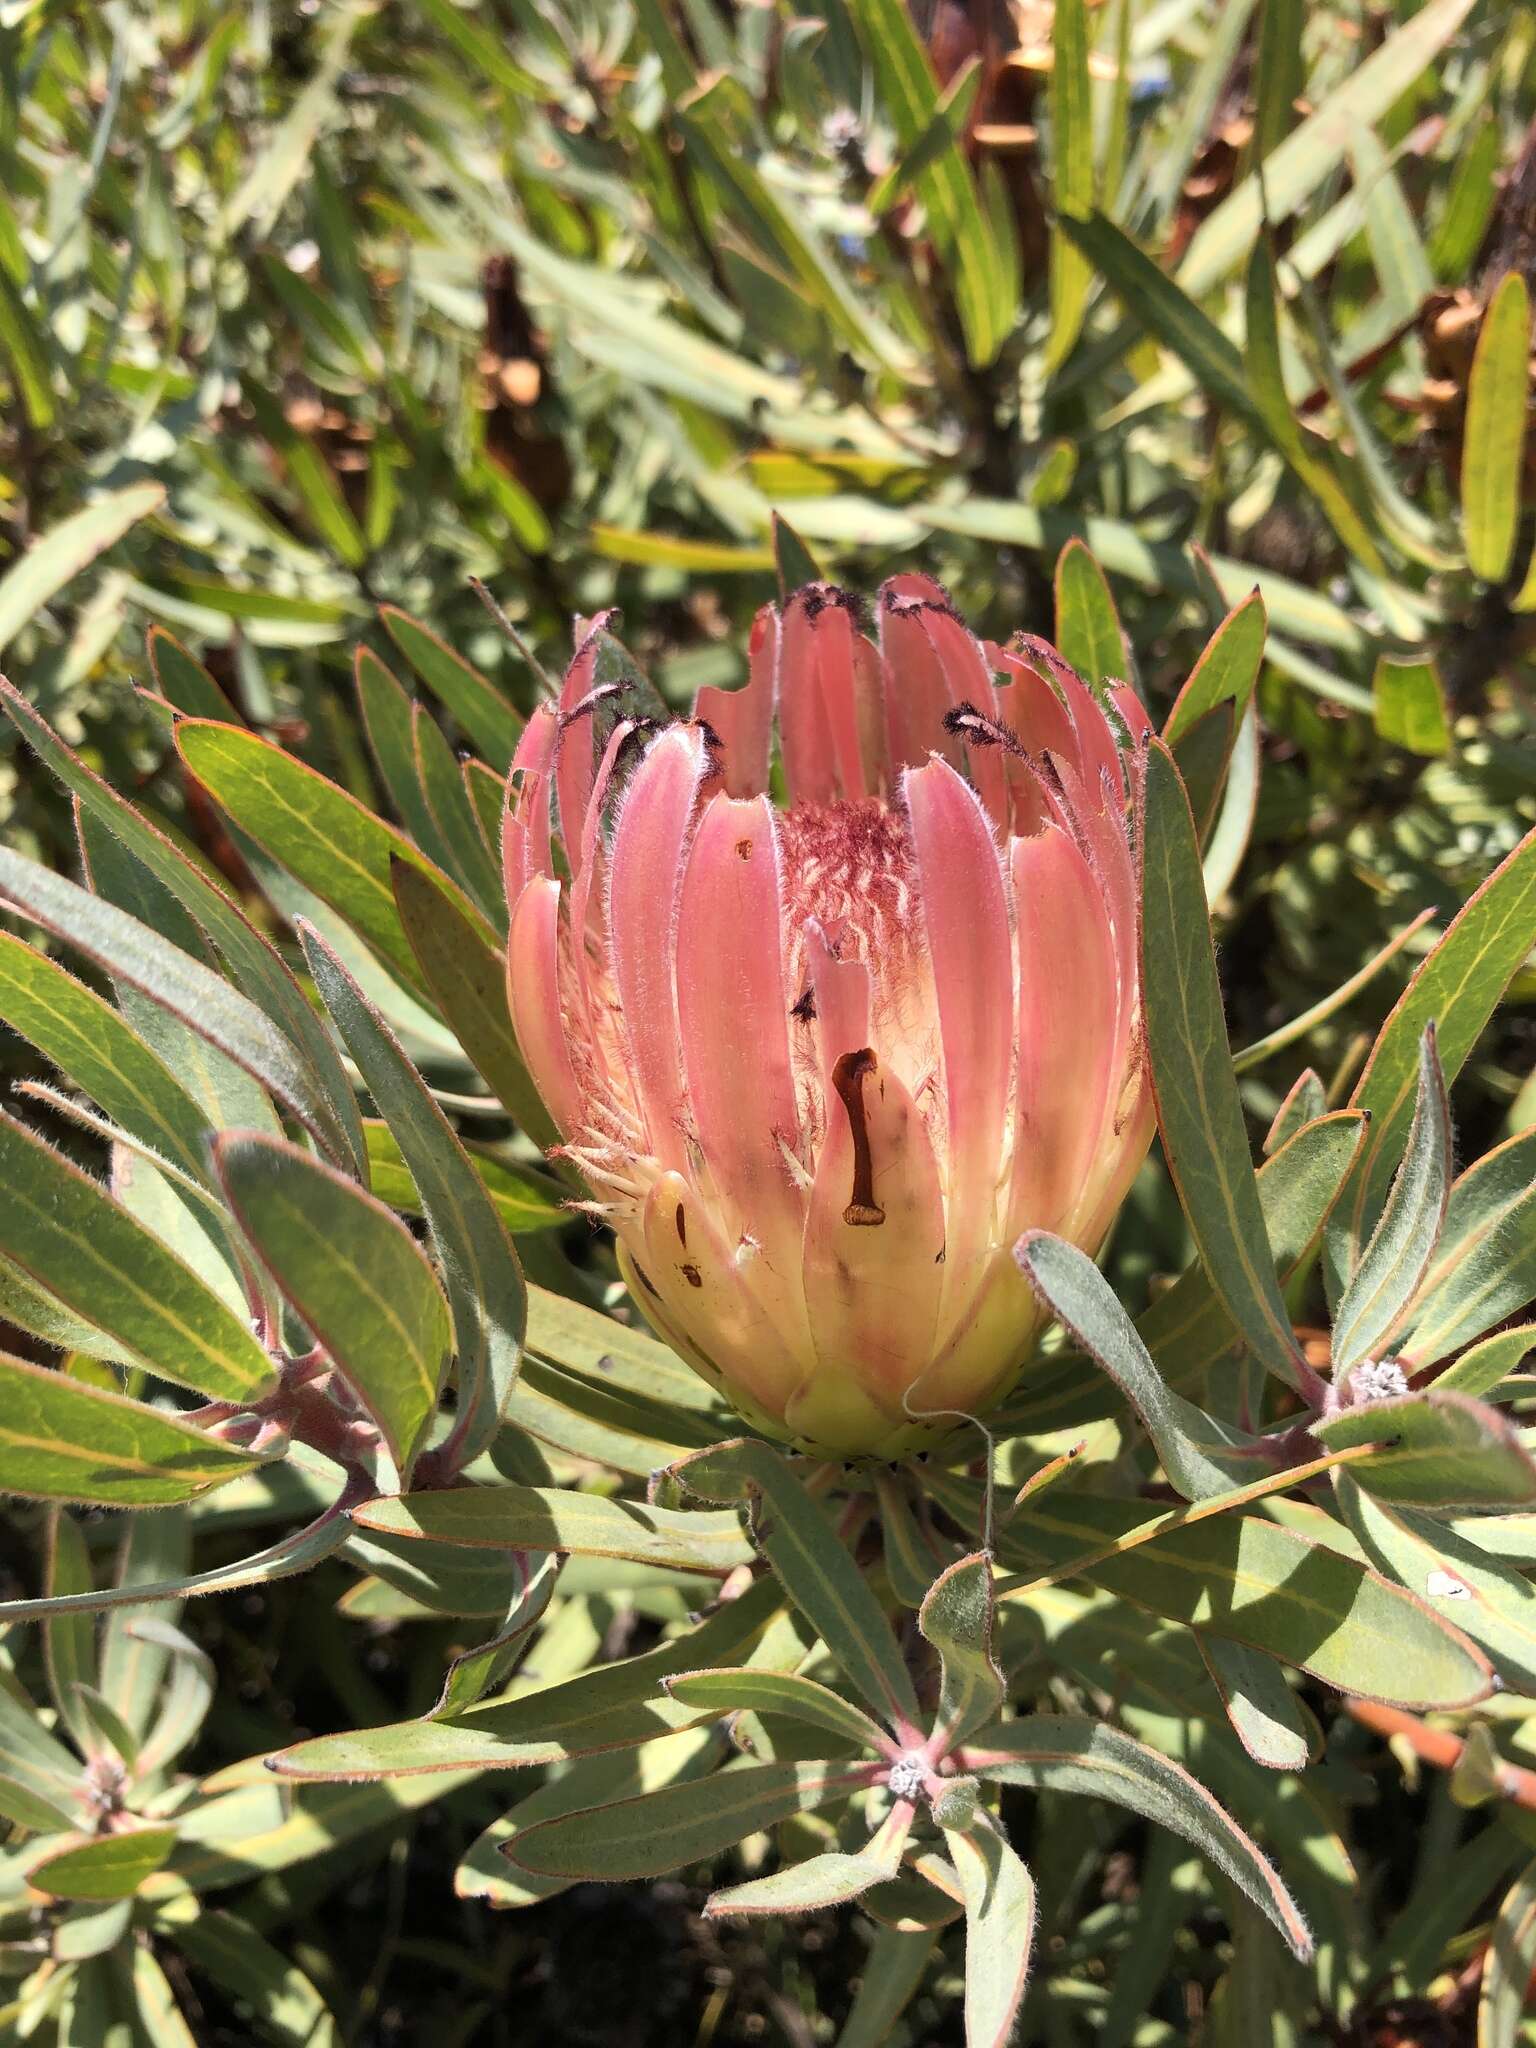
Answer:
xmin=1 ymin=0 xmax=1535 ymax=2039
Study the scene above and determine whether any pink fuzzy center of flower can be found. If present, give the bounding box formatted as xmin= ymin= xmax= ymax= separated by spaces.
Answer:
xmin=778 ymin=797 xmax=918 ymax=969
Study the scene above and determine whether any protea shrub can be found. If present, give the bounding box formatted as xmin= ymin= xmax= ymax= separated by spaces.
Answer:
xmin=505 ymin=579 xmax=1156 ymax=1457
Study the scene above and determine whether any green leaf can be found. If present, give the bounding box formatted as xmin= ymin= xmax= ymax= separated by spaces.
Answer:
xmin=356 ymin=645 xmax=459 ymax=878
xmin=1063 ymin=211 xmax=1254 ymax=420
xmin=364 ymin=1122 xmax=564 ymax=1237
xmin=1478 ymin=1856 xmax=1536 ymax=2048
xmin=525 ymin=1285 xmax=725 ymax=1416
xmin=1053 ymin=540 xmax=1125 ymax=686
xmin=1462 ymin=272 xmax=1531 ymax=584
xmin=409 ymin=702 xmax=504 ymax=922
xmin=999 ymin=1111 xmax=1367 ymax=1434
xmin=270 ymin=1577 xmax=792 ymax=1780
xmin=146 ymin=628 xmax=240 ymax=721
xmin=0 ymin=1504 xmax=348 ymax=1626
xmin=845 ymin=0 xmax=1008 ymax=367
xmin=392 ymin=860 xmax=558 ymax=1147
xmin=1318 ymin=1390 xmax=1536 ymax=1510
xmin=1162 ymin=590 xmax=1267 ymax=746
xmin=380 ymin=605 xmax=523 ymax=773
xmin=352 ymin=1484 xmax=754 ymax=1575
xmin=1015 ymin=1232 xmax=1245 ymax=1501
xmin=0 ymin=267 xmax=54 ymax=427
xmin=44 ymin=1511 xmax=96 ymax=1751
xmin=1264 ymin=1071 xmax=1327 ymax=1154
xmin=0 ymin=484 xmax=164 ymax=655
xmin=1346 ymin=824 xmax=1536 ymax=1236
xmin=919 ymin=1552 xmax=1005 ymax=1752
xmin=432 ymin=1552 xmax=560 ymax=1716
xmin=176 ymin=720 xmax=496 ymax=999
xmin=1429 ymin=116 xmax=1501 ymax=283
xmin=1243 ymin=237 xmax=1383 ymax=569
xmin=1046 ymin=0 xmax=1093 ymax=371
xmin=672 ymin=1439 xmax=922 ymax=1734
xmin=1176 ymin=0 xmax=1477 ymax=295
xmin=772 ymin=512 xmax=822 ymax=598
xmin=302 ymin=928 xmax=527 ymax=1465
xmin=0 ymin=688 xmax=362 ymax=1170
xmin=455 ymin=1725 xmax=718 ymax=1909
xmin=1336 ymin=1474 xmax=1536 ymax=1693
xmin=966 ymin=1715 xmax=1311 ymax=1957
xmin=948 ymin=1820 xmax=1037 ymax=2048
xmin=665 ymin=1669 xmax=891 ymax=1755
xmin=1198 ymin=1638 xmax=1315 ymax=1773
xmin=176 ymin=1912 xmax=341 ymax=2048
xmin=1432 ymin=1323 xmax=1536 ymax=1400
xmin=0 ymin=933 xmax=214 ymax=1186
xmin=213 ymin=1131 xmax=449 ymax=1476
xmin=506 ymin=1758 xmax=865 ymax=1881
xmin=1373 ymin=656 xmax=1451 ymax=757
xmin=132 ymin=1619 xmax=214 ymax=1775
xmin=0 ymin=1355 xmax=261 ymax=1506
xmin=995 ymin=1491 xmax=1493 ymax=1708
xmin=1400 ymin=1131 xmax=1536 ymax=1368
xmin=1331 ymin=1026 xmax=1451 ymax=1374
xmin=0 ymin=1112 xmax=274 ymax=1403
xmin=1251 ymin=0 xmax=1303 ymax=163
xmin=29 ymin=1827 xmax=178 ymax=1903
xmin=706 ymin=1844 xmax=903 ymax=1919
xmin=1140 ymin=739 xmax=1311 ymax=1395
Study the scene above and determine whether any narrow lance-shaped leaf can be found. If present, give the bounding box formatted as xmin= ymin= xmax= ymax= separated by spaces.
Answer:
xmin=1198 ymin=1638 xmax=1315 ymax=1773
xmin=29 ymin=1827 xmax=179 ymax=1903
xmin=1163 ymin=589 xmax=1266 ymax=745
xmin=1462 ymin=272 xmax=1532 ymax=584
xmin=964 ymin=1715 xmax=1312 ymax=1958
xmin=947 ymin=1819 xmax=1037 ymax=2048
xmin=1139 ymin=740 xmax=1311 ymax=1394
xmin=0 ymin=838 xmax=356 ymax=1172
xmin=919 ymin=1552 xmax=1005 ymax=1752
xmin=0 ymin=1113 xmax=275 ymax=1403
xmin=1015 ymin=1230 xmax=1245 ymax=1500
xmin=1478 ymin=1856 xmax=1536 ymax=2048
xmin=1053 ymin=540 xmax=1126 ymax=687
xmin=1046 ymin=0 xmax=1093 ymax=371
xmin=1331 ymin=1025 xmax=1451 ymax=1375
xmin=0 ymin=934 xmax=214 ymax=1185
xmin=301 ymin=924 xmax=526 ymax=1465
xmin=664 ymin=1669 xmax=893 ymax=1755
xmin=176 ymin=719 xmax=498 ymax=1000
xmin=433 ymin=1551 xmax=562 ymax=1717
xmin=1317 ymin=1390 xmax=1536 ymax=1511
xmin=1399 ymin=1130 xmax=1536 ymax=1368
xmin=1373 ymin=656 xmax=1451 ymax=757
xmin=672 ymin=1438 xmax=922 ymax=1735
xmin=380 ymin=605 xmax=524 ymax=774
xmin=506 ymin=1759 xmax=869 ymax=1881
xmin=0 ymin=1507 xmax=351 ymax=1625
xmin=0 ymin=1355 xmax=262 ymax=1507
xmin=0 ymin=485 xmax=163 ymax=655
xmin=392 ymin=860 xmax=558 ymax=1148
xmin=214 ymin=1132 xmax=450 ymax=1477
xmin=0 ymin=678 xmax=363 ymax=1172
xmin=1347 ymin=823 xmax=1536 ymax=1234
xmin=351 ymin=1484 xmax=754 ymax=1575
xmin=990 ymin=1486 xmax=1494 ymax=1709
xmin=271 ymin=1576 xmax=791 ymax=1781
xmin=706 ymin=1846 xmax=904 ymax=1920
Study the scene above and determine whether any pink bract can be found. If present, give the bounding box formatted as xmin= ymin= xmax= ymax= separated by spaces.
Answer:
xmin=504 ymin=578 xmax=1156 ymax=1458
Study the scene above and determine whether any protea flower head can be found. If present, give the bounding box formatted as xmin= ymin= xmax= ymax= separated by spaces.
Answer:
xmin=504 ymin=578 xmax=1155 ymax=1458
